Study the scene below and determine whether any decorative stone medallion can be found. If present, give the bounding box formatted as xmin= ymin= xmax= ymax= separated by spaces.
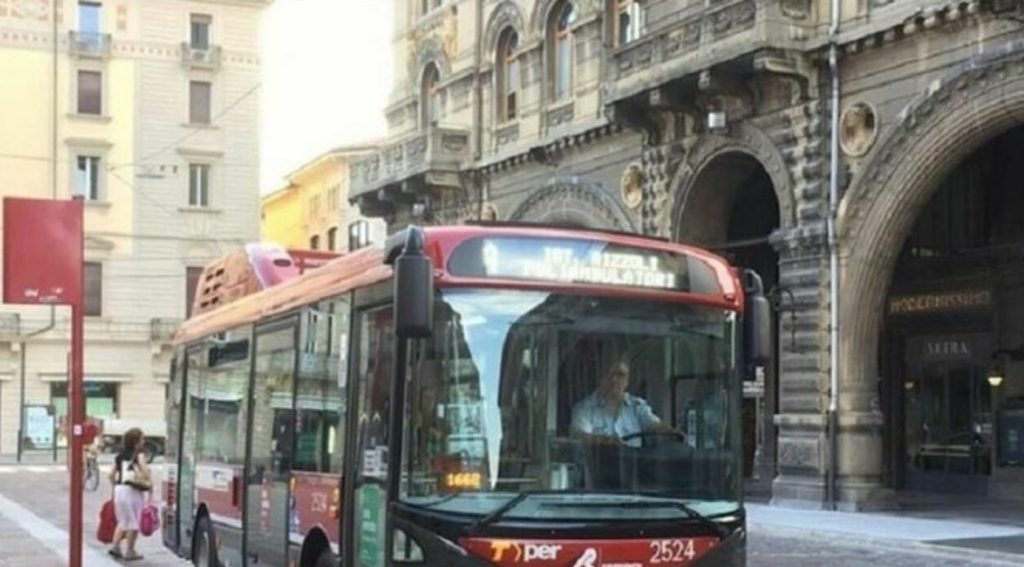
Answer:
xmin=620 ymin=163 xmax=644 ymax=209
xmin=840 ymin=102 xmax=879 ymax=157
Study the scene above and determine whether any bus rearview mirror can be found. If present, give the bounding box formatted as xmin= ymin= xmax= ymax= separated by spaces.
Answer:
xmin=743 ymin=270 xmax=773 ymax=375
xmin=394 ymin=227 xmax=434 ymax=338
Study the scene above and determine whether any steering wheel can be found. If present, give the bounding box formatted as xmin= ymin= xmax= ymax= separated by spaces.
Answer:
xmin=621 ymin=430 xmax=687 ymax=445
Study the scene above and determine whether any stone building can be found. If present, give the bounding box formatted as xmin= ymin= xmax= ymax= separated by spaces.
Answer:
xmin=0 ymin=0 xmax=267 ymax=455
xmin=352 ymin=0 xmax=1024 ymax=510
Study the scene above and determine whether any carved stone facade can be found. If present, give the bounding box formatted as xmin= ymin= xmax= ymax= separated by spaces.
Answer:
xmin=354 ymin=0 xmax=1024 ymax=510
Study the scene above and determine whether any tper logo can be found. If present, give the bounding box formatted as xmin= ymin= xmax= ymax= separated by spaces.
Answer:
xmin=571 ymin=548 xmax=599 ymax=567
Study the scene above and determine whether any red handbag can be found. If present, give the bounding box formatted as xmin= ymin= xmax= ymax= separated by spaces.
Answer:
xmin=97 ymin=499 xmax=116 ymax=543
xmin=139 ymin=503 xmax=160 ymax=537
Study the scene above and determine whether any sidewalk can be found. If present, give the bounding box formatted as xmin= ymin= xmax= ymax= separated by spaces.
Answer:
xmin=748 ymin=503 xmax=1024 ymax=562
xmin=0 ymin=462 xmax=185 ymax=566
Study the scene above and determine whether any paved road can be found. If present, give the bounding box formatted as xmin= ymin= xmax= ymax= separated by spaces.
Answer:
xmin=748 ymin=531 xmax=1019 ymax=567
xmin=0 ymin=463 xmax=1018 ymax=567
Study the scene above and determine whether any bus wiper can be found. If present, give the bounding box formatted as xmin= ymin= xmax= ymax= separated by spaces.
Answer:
xmin=466 ymin=490 xmax=590 ymax=534
xmin=543 ymin=494 xmax=730 ymax=538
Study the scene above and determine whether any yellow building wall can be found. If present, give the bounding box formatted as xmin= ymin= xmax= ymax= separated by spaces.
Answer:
xmin=261 ymin=154 xmax=348 ymax=251
xmin=0 ymin=54 xmax=137 ymax=248
xmin=261 ymin=188 xmax=306 ymax=249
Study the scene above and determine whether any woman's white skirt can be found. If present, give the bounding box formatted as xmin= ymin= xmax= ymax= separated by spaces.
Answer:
xmin=113 ymin=484 xmax=145 ymax=531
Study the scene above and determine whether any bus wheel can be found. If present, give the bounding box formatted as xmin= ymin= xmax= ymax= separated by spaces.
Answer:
xmin=193 ymin=516 xmax=219 ymax=567
xmin=314 ymin=550 xmax=339 ymax=567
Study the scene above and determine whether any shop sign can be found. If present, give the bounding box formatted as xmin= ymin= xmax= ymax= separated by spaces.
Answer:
xmin=888 ymin=289 xmax=991 ymax=316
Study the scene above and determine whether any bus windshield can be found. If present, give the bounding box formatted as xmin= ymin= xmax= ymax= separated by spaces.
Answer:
xmin=400 ymin=289 xmax=741 ymax=522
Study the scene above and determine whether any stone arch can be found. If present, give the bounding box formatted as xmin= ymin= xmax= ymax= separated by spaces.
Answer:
xmin=483 ymin=0 xmax=526 ymax=64
xmin=529 ymin=0 xmax=600 ymax=37
xmin=837 ymin=47 xmax=1024 ymax=391
xmin=412 ymin=36 xmax=451 ymax=86
xmin=670 ymin=124 xmax=795 ymax=241
xmin=509 ymin=177 xmax=636 ymax=231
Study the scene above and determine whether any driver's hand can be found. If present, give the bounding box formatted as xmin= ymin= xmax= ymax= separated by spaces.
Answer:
xmin=601 ymin=435 xmax=623 ymax=446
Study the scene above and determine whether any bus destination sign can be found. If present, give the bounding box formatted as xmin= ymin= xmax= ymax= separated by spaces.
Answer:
xmin=447 ymin=237 xmax=719 ymax=294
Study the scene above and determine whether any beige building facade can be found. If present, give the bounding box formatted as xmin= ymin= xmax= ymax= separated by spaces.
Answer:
xmin=0 ymin=0 xmax=267 ymax=455
xmin=354 ymin=0 xmax=1024 ymax=510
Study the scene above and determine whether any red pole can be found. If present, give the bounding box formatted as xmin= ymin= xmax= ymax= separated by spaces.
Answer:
xmin=69 ymin=303 xmax=84 ymax=566
xmin=68 ymin=196 xmax=85 ymax=566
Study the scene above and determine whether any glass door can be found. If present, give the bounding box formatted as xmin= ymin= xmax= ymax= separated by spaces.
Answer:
xmin=245 ymin=320 xmax=298 ymax=566
xmin=904 ymin=362 xmax=990 ymax=494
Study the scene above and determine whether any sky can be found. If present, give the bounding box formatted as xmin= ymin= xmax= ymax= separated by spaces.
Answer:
xmin=260 ymin=0 xmax=394 ymax=194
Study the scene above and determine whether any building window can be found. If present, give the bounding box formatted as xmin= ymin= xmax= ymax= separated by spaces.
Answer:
xmin=422 ymin=64 xmax=440 ymax=128
xmin=349 ymin=220 xmax=370 ymax=252
xmin=421 ymin=0 xmax=443 ymax=15
xmin=186 ymin=266 xmax=203 ymax=318
xmin=614 ymin=0 xmax=644 ymax=46
xmin=77 ymin=70 xmax=102 ymax=115
xmin=76 ymin=156 xmax=101 ymax=200
xmin=309 ymin=195 xmax=321 ymax=220
xmin=551 ymin=2 xmax=576 ymax=101
xmin=84 ymin=262 xmax=102 ymax=317
xmin=497 ymin=29 xmax=519 ymax=122
xmin=310 ymin=235 xmax=320 ymax=250
xmin=188 ymin=163 xmax=210 ymax=207
xmin=327 ymin=184 xmax=339 ymax=212
xmin=189 ymin=80 xmax=212 ymax=124
xmin=327 ymin=227 xmax=338 ymax=251
xmin=190 ymin=14 xmax=211 ymax=49
xmin=79 ymin=1 xmax=101 ymax=34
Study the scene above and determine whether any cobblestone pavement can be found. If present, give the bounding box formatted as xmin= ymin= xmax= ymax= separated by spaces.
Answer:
xmin=0 ymin=463 xmax=1019 ymax=567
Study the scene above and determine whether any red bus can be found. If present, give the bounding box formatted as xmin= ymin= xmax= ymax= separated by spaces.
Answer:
xmin=163 ymin=224 xmax=771 ymax=567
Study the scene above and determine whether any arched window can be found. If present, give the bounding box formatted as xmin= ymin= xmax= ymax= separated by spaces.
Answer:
xmin=550 ymin=1 xmax=576 ymax=101
xmin=614 ymin=0 xmax=644 ymax=46
xmin=497 ymin=29 xmax=519 ymax=122
xmin=422 ymin=64 xmax=441 ymax=128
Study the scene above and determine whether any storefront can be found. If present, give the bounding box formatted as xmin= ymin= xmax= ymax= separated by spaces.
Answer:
xmin=881 ymin=128 xmax=1024 ymax=500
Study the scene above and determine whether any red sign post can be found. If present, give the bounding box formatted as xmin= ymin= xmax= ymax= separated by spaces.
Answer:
xmin=3 ymin=197 xmax=85 ymax=567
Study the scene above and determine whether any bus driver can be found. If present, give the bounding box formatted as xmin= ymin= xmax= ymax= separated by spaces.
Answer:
xmin=571 ymin=360 xmax=682 ymax=448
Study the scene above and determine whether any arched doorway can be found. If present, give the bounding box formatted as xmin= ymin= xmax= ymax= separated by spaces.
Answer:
xmin=882 ymin=127 xmax=1024 ymax=499
xmin=676 ymin=151 xmax=781 ymax=489
xmin=835 ymin=50 xmax=1024 ymax=509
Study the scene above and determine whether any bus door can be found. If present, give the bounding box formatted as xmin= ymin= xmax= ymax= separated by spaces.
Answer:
xmin=345 ymin=305 xmax=394 ymax=567
xmin=245 ymin=319 xmax=299 ymax=566
xmin=177 ymin=347 xmax=203 ymax=554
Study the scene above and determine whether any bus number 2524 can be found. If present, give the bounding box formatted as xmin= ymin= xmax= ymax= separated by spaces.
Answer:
xmin=649 ymin=539 xmax=697 ymax=564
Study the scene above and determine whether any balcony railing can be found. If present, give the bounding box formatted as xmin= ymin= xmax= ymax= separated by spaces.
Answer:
xmin=181 ymin=42 xmax=223 ymax=70
xmin=350 ymin=126 xmax=470 ymax=200
xmin=151 ymin=318 xmax=183 ymax=343
xmin=69 ymin=31 xmax=112 ymax=59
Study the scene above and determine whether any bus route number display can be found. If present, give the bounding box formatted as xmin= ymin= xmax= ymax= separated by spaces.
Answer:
xmin=447 ymin=237 xmax=710 ymax=293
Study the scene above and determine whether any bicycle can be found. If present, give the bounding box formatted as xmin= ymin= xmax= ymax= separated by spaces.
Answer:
xmin=84 ymin=445 xmax=100 ymax=491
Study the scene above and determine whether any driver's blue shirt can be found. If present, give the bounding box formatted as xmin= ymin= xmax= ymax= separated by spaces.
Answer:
xmin=571 ymin=393 xmax=661 ymax=447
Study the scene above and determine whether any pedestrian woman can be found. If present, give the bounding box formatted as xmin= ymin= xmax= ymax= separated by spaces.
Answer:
xmin=108 ymin=427 xmax=150 ymax=561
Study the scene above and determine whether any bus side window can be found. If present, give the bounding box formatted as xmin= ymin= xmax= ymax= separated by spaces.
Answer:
xmin=293 ymin=299 xmax=350 ymax=474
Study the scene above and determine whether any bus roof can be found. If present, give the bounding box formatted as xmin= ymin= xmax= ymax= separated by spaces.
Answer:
xmin=175 ymin=225 xmax=743 ymax=346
